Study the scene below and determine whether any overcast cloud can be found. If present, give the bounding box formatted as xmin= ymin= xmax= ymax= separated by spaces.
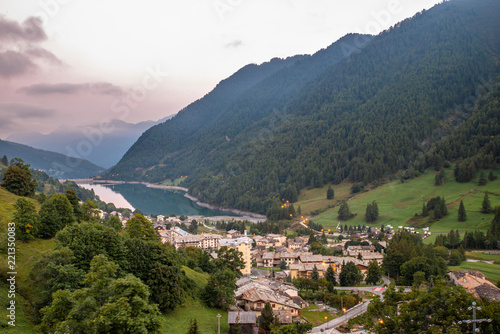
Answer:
xmin=0 ymin=0 xmax=440 ymax=139
xmin=19 ymin=82 xmax=125 ymax=96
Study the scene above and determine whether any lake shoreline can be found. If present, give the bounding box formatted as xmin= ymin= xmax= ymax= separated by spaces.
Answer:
xmin=73 ymin=179 xmax=266 ymax=222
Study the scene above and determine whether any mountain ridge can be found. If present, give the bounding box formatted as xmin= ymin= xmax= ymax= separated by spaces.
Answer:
xmin=105 ymin=0 xmax=500 ymax=214
xmin=0 ymin=139 xmax=105 ymax=179
xmin=6 ymin=116 xmax=173 ymax=168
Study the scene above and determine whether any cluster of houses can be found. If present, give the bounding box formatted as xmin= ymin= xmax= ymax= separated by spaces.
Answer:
xmin=153 ymin=219 xmax=388 ymax=288
xmin=227 ymin=277 xmax=307 ymax=333
xmin=155 ymin=224 xmax=254 ymax=275
xmin=255 ymin=250 xmax=370 ymax=280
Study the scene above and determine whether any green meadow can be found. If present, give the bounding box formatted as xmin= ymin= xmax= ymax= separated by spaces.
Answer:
xmin=298 ymin=168 xmax=499 ymax=237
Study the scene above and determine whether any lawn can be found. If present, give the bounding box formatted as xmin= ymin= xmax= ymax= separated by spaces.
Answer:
xmin=465 ymin=252 xmax=500 ymax=262
xmin=182 ymin=266 xmax=209 ymax=288
xmin=309 ymin=168 xmax=499 ymax=237
xmin=301 ymin=304 xmax=338 ymax=327
xmin=160 ymin=299 xmax=229 ymax=334
xmin=449 ymin=261 xmax=500 ymax=285
xmin=296 ymin=182 xmax=353 ymax=216
xmin=164 ymin=267 xmax=230 ymax=333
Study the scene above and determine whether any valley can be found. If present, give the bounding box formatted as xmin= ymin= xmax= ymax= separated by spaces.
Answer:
xmin=1 ymin=0 xmax=500 ymax=333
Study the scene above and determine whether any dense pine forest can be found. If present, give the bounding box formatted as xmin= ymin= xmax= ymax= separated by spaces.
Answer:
xmin=105 ymin=0 xmax=500 ymax=214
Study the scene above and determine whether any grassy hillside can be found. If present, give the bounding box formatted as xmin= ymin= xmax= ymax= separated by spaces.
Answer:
xmin=0 ymin=188 xmax=227 ymax=333
xmin=161 ymin=266 xmax=229 ymax=334
xmin=0 ymin=188 xmax=54 ymax=332
xmin=303 ymin=168 xmax=499 ymax=237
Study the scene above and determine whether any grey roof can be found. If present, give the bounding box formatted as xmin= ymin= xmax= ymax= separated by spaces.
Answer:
xmin=236 ymin=277 xmax=252 ymax=287
xmin=449 ymin=270 xmax=486 ymax=280
xmin=235 ymin=282 xmax=273 ymax=298
xmin=474 ymin=283 xmax=500 ymax=302
xmin=171 ymin=226 xmax=189 ymax=236
xmin=220 ymin=237 xmax=253 ymax=248
xmin=228 ymin=311 xmax=256 ymax=324
xmin=240 ymin=288 xmax=301 ymax=310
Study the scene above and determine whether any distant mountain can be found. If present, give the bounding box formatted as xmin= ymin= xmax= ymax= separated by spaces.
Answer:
xmin=105 ymin=0 xmax=500 ymax=214
xmin=6 ymin=116 xmax=173 ymax=168
xmin=0 ymin=140 xmax=105 ymax=179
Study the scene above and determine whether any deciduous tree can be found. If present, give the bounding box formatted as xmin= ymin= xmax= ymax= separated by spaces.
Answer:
xmin=39 ymin=255 xmax=161 ymax=334
xmin=201 ymin=269 xmax=237 ymax=310
xmin=215 ymin=246 xmax=245 ymax=276
xmin=124 ymin=213 xmax=159 ymax=241
xmin=1 ymin=166 xmax=36 ymax=197
xmin=56 ymin=221 xmax=127 ymax=270
xmin=38 ymin=194 xmax=75 ymax=239
xmin=13 ymin=198 xmax=38 ymax=241
xmin=147 ymin=263 xmax=183 ymax=312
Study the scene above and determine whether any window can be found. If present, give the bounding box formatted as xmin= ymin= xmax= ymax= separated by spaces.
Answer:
xmin=272 ymin=304 xmax=275 ymax=308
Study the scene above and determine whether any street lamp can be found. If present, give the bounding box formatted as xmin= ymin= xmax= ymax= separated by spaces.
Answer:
xmin=458 ymin=301 xmax=492 ymax=333
xmin=217 ymin=314 xmax=221 ymax=334
xmin=325 ymin=315 xmax=328 ymax=330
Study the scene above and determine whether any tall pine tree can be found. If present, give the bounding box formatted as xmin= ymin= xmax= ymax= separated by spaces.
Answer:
xmin=327 ymin=185 xmax=334 ymax=200
xmin=260 ymin=302 xmax=275 ymax=331
xmin=325 ymin=265 xmax=337 ymax=286
xmin=422 ymin=204 xmax=429 ymax=217
xmin=338 ymin=202 xmax=354 ymax=221
xmin=481 ymin=192 xmax=492 ymax=214
xmin=311 ymin=265 xmax=319 ymax=282
xmin=365 ymin=201 xmax=379 ymax=222
xmin=458 ymin=200 xmax=466 ymax=222
xmin=186 ymin=319 xmax=200 ymax=334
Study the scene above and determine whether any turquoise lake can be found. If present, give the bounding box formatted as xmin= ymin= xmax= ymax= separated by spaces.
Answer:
xmin=80 ymin=183 xmax=230 ymax=217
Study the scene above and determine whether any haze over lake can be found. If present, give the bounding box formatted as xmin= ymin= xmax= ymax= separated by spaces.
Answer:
xmin=81 ymin=183 xmax=230 ymax=217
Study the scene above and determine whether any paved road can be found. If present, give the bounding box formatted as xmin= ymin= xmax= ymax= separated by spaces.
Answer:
xmin=310 ymin=276 xmax=391 ymax=333
xmin=311 ymin=302 xmax=369 ymax=333
xmin=333 ymin=276 xmax=390 ymax=298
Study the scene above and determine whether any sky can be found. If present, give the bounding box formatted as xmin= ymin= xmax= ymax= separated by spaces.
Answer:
xmin=0 ymin=0 xmax=439 ymax=139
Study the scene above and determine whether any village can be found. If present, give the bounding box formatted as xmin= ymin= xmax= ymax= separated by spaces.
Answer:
xmin=89 ymin=208 xmax=500 ymax=333
xmin=153 ymin=215 xmax=385 ymax=333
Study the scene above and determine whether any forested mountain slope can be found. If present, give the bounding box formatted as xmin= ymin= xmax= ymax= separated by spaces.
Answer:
xmin=0 ymin=140 xmax=105 ymax=179
xmin=106 ymin=33 xmax=371 ymax=179
xmin=107 ymin=0 xmax=500 ymax=214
